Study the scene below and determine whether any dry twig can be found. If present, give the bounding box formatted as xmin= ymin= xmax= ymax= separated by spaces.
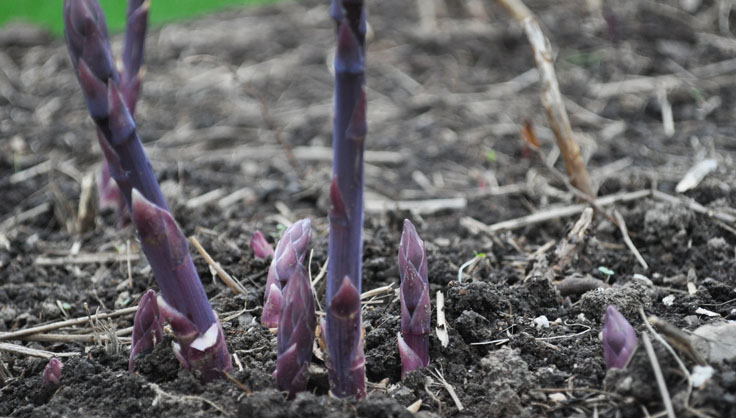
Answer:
xmin=365 ymin=197 xmax=466 ymax=215
xmin=428 ymin=367 xmax=464 ymax=411
xmin=613 ymin=210 xmax=648 ymax=270
xmin=462 ymin=189 xmax=650 ymax=233
xmin=523 ymin=123 xmax=648 ymax=269
xmin=148 ymin=382 xmax=231 ymax=416
xmin=0 ymin=306 xmax=138 ymax=341
xmin=0 ymin=342 xmax=79 ymax=359
xmin=360 ymin=284 xmax=394 ymax=301
xmin=652 ymin=190 xmax=736 ymax=226
xmin=641 ymin=333 xmax=676 ymax=418
xmin=189 ymin=236 xmax=247 ymax=295
xmin=646 ymin=313 xmax=705 ymax=366
xmin=554 ymin=208 xmax=593 ymax=272
xmin=496 ymin=0 xmax=595 ymax=197
xmin=10 ymin=327 xmax=133 ymax=344
xmin=435 ymin=291 xmax=449 ymax=347
xmin=0 ymin=202 xmax=51 ymax=234
xmin=35 ymin=252 xmax=141 ymax=266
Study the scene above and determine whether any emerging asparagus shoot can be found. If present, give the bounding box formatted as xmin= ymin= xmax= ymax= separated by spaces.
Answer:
xmin=325 ymin=0 xmax=368 ymax=399
xmin=602 ymin=305 xmax=637 ymax=369
xmin=398 ymin=220 xmax=431 ymax=379
xmin=274 ymin=264 xmax=316 ymax=398
xmin=128 ymin=289 xmax=164 ymax=371
xmin=261 ymin=219 xmax=312 ymax=328
xmin=251 ymin=231 xmax=275 ymax=260
xmin=43 ymin=358 xmax=63 ymax=387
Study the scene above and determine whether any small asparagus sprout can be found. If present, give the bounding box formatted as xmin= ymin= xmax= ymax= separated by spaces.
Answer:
xmin=602 ymin=305 xmax=638 ymax=369
xmin=250 ymin=231 xmax=275 ymax=260
xmin=326 ymin=0 xmax=368 ymax=399
xmin=43 ymin=357 xmax=63 ymax=386
xmin=132 ymin=190 xmax=231 ymax=381
xmin=397 ymin=219 xmax=431 ymax=379
xmin=261 ymin=219 xmax=312 ymax=328
xmin=274 ymin=264 xmax=316 ymax=398
xmin=128 ymin=289 xmax=164 ymax=371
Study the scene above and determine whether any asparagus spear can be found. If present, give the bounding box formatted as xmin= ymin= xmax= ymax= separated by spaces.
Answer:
xmin=64 ymin=0 xmax=231 ymax=381
xmin=325 ymin=0 xmax=368 ymax=399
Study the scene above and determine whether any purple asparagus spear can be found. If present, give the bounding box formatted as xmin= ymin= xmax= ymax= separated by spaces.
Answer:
xmin=43 ymin=357 xmax=63 ymax=387
xmin=64 ymin=0 xmax=231 ymax=381
xmin=128 ymin=289 xmax=164 ymax=371
xmin=132 ymin=190 xmax=231 ymax=381
xmin=64 ymin=0 xmax=167 ymax=211
xmin=398 ymin=220 xmax=430 ymax=379
xmin=262 ymin=219 xmax=312 ymax=328
xmin=325 ymin=0 xmax=368 ymax=399
xmin=120 ymin=0 xmax=149 ymax=113
xmin=274 ymin=264 xmax=316 ymax=398
xmin=324 ymin=276 xmax=365 ymax=398
xmin=98 ymin=0 xmax=149 ymax=220
xmin=602 ymin=305 xmax=637 ymax=369
xmin=250 ymin=230 xmax=275 ymax=260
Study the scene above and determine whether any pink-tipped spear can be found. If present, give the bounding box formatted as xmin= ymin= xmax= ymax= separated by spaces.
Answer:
xmin=128 ymin=289 xmax=164 ymax=371
xmin=261 ymin=219 xmax=312 ymax=328
xmin=43 ymin=358 xmax=63 ymax=387
xmin=274 ymin=264 xmax=316 ymax=398
xmin=250 ymin=231 xmax=275 ymax=260
xmin=398 ymin=219 xmax=431 ymax=379
xmin=602 ymin=305 xmax=637 ymax=369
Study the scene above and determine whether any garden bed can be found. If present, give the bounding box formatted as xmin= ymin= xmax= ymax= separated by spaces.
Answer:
xmin=1 ymin=0 xmax=735 ymax=416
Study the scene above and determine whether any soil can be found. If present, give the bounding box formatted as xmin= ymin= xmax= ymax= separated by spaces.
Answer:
xmin=1 ymin=0 xmax=736 ymax=417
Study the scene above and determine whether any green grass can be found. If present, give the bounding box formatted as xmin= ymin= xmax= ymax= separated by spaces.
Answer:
xmin=0 ymin=0 xmax=280 ymax=36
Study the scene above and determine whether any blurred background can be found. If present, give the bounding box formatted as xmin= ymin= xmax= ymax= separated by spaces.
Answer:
xmin=0 ymin=0 xmax=279 ymax=35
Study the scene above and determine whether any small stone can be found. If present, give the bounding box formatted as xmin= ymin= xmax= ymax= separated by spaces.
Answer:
xmin=534 ymin=315 xmax=549 ymax=329
xmin=693 ymin=322 xmax=736 ymax=363
xmin=691 ymin=365 xmax=714 ymax=388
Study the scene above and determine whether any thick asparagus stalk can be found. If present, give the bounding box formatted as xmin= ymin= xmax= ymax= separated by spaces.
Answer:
xmin=397 ymin=219 xmax=431 ymax=379
xmin=274 ymin=264 xmax=316 ymax=398
xmin=261 ymin=219 xmax=312 ymax=328
xmin=325 ymin=0 xmax=368 ymax=399
xmin=132 ymin=190 xmax=231 ymax=381
xmin=64 ymin=0 xmax=231 ymax=381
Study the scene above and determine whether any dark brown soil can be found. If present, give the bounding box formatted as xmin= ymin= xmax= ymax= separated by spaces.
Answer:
xmin=2 ymin=0 xmax=736 ymax=417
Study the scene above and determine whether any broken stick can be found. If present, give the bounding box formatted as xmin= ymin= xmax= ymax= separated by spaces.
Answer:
xmin=496 ymin=0 xmax=595 ymax=197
